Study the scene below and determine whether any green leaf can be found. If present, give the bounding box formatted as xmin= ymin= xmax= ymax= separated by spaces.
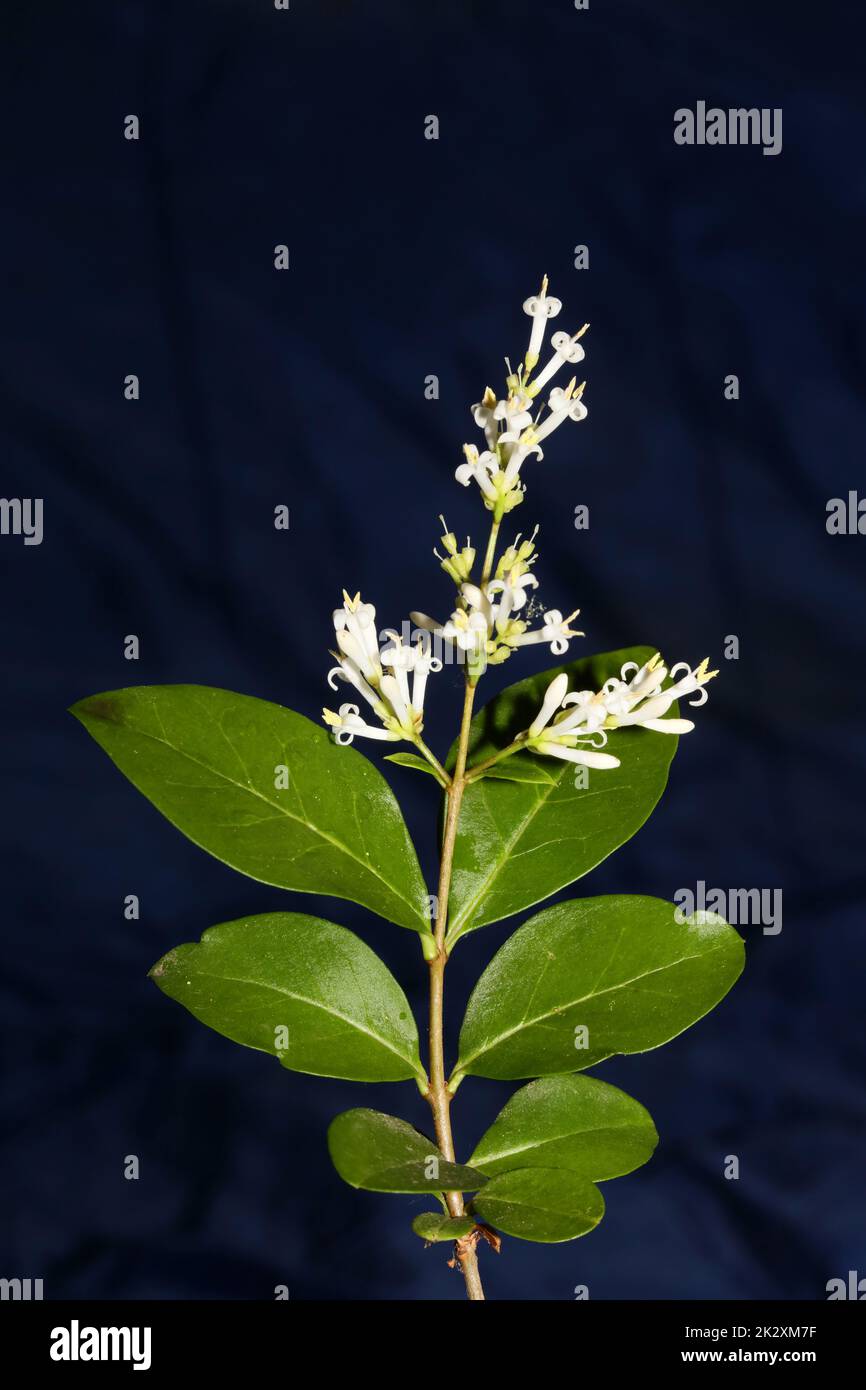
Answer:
xmin=455 ymin=895 xmax=745 ymax=1080
xmin=149 ymin=913 xmax=425 ymax=1084
xmin=474 ymin=756 xmax=556 ymax=786
xmin=446 ymin=647 xmax=678 ymax=943
xmin=411 ymin=1212 xmax=477 ymax=1243
xmin=327 ymin=1109 xmax=486 ymax=1193
xmin=471 ymin=1168 xmax=604 ymax=1243
xmin=384 ymin=750 xmax=550 ymax=786
xmin=469 ymin=1075 xmax=658 ymax=1181
xmin=71 ymin=685 xmax=429 ymax=932
xmin=384 ymin=752 xmax=438 ymax=777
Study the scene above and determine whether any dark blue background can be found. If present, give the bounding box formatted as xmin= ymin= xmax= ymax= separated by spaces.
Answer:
xmin=2 ymin=0 xmax=864 ymax=1301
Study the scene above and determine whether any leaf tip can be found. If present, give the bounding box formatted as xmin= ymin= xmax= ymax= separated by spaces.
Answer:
xmin=70 ymin=693 xmax=123 ymax=726
xmin=148 ymin=950 xmax=177 ymax=982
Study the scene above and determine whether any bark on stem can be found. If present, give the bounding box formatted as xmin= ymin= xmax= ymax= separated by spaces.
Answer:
xmin=426 ymin=678 xmax=484 ymax=1301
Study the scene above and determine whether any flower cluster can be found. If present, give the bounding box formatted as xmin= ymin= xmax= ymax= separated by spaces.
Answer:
xmin=411 ymin=523 xmax=582 ymax=675
xmin=321 ymin=280 xmax=718 ymax=767
xmin=322 ymin=592 xmax=441 ymax=746
xmin=524 ymin=654 xmax=719 ymax=769
xmin=457 ymin=276 xmax=589 ymax=517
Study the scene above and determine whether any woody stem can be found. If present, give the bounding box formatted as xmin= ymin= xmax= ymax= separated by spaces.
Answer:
xmin=425 ymin=676 xmax=483 ymax=1301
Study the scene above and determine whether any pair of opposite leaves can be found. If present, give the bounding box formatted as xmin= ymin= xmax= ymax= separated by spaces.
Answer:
xmin=144 ymin=900 xmax=742 ymax=1242
xmin=71 ymin=644 xmax=743 ymax=1085
xmin=72 ymin=647 xmax=680 ymax=942
xmin=328 ymin=1070 xmax=660 ymax=1244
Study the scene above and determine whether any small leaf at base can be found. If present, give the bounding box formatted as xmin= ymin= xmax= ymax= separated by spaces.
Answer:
xmin=384 ymin=752 xmax=438 ymax=777
xmin=411 ymin=1212 xmax=477 ymax=1243
xmin=471 ymin=1168 xmax=605 ymax=1243
xmin=328 ymin=1108 xmax=486 ymax=1193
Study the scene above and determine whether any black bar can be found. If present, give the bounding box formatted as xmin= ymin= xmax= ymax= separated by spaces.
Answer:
xmin=1 ymin=1299 xmax=860 ymax=1375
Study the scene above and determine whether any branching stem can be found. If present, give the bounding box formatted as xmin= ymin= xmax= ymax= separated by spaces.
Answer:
xmin=414 ymin=736 xmax=451 ymax=788
xmin=424 ymin=511 xmax=506 ymax=1301
xmin=464 ymin=734 xmax=527 ymax=782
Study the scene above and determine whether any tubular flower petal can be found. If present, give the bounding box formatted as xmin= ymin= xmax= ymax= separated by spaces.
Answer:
xmin=501 ymin=432 xmax=544 ymax=486
xmin=522 ymin=275 xmax=562 ymax=371
xmin=471 ymin=387 xmax=501 ymax=450
xmin=456 ymin=281 xmax=588 ymax=515
xmin=493 ymin=391 xmax=534 ymax=434
xmin=528 ymin=327 xmax=588 ymax=398
xmin=531 ymin=379 xmax=588 ymax=445
xmin=511 ymin=608 xmax=584 ymax=657
xmin=455 ymin=444 xmax=499 ymax=501
xmin=523 ymin=655 xmax=718 ymax=771
xmin=324 ymin=595 xmax=442 ymax=746
xmin=607 ymin=656 xmax=718 ymax=731
xmin=333 ymin=591 xmax=381 ymax=679
xmin=534 ymin=741 xmax=621 ymax=770
xmin=322 ymin=703 xmax=401 ymax=747
xmin=528 ymin=673 xmax=570 ymax=738
xmin=488 ymin=569 xmax=539 ymax=625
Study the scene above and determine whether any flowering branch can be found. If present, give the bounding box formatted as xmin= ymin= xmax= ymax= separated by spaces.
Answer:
xmin=317 ymin=276 xmax=722 ymax=1298
xmin=78 ymin=274 xmax=742 ymax=1308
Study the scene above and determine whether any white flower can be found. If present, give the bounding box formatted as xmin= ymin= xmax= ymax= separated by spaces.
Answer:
xmin=528 ymin=327 xmax=588 ymax=398
xmin=471 ymin=387 xmax=501 ymax=450
xmin=327 ymin=593 xmax=388 ymax=714
xmin=614 ymin=653 xmax=668 ymax=702
xmin=525 ymin=674 xmax=620 ymax=768
xmin=411 ymin=603 xmax=488 ymax=658
xmin=411 ymin=581 xmax=500 ymax=671
xmin=500 ymin=431 xmax=543 ymax=486
xmin=531 ymin=380 xmax=588 ymax=445
xmin=332 ymin=590 xmax=382 ymax=683
xmin=460 ymin=582 xmax=495 ymax=624
xmin=381 ymin=631 xmax=443 ymax=712
xmin=415 ymin=578 xmax=581 ymax=668
xmin=455 ymin=444 xmax=499 ymax=502
xmin=457 ymin=281 xmax=588 ymax=513
xmin=494 ymin=390 xmax=534 ymax=434
xmin=511 ymin=607 xmax=584 ymax=657
xmin=326 ymin=652 xmax=380 ymax=709
xmin=523 ymin=275 xmax=562 ymax=370
xmin=442 ymin=609 xmax=488 ymax=655
xmin=423 ymin=582 xmax=492 ymax=652
xmin=323 ymin=703 xmax=400 ymax=747
xmin=605 ymin=656 xmax=717 ymax=734
xmin=528 ymin=672 xmax=570 ymax=737
xmin=498 ymin=380 xmax=587 ymax=488
xmin=487 ymin=568 xmax=538 ymax=625
xmin=470 ymin=389 xmax=533 ymax=464
xmin=521 ymin=656 xmax=718 ymax=769
xmin=534 ymin=739 xmax=620 ymax=770
xmin=553 ymin=688 xmax=610 ymax=736
xmin=406 ymin=638 xmax=442 ymax=709
xmin=324 ymin=595 xmax=442 ymax=746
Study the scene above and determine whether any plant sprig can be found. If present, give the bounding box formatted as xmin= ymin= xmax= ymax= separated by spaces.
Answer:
xmin=72 ymin=279 xmax=743 ymax=1302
